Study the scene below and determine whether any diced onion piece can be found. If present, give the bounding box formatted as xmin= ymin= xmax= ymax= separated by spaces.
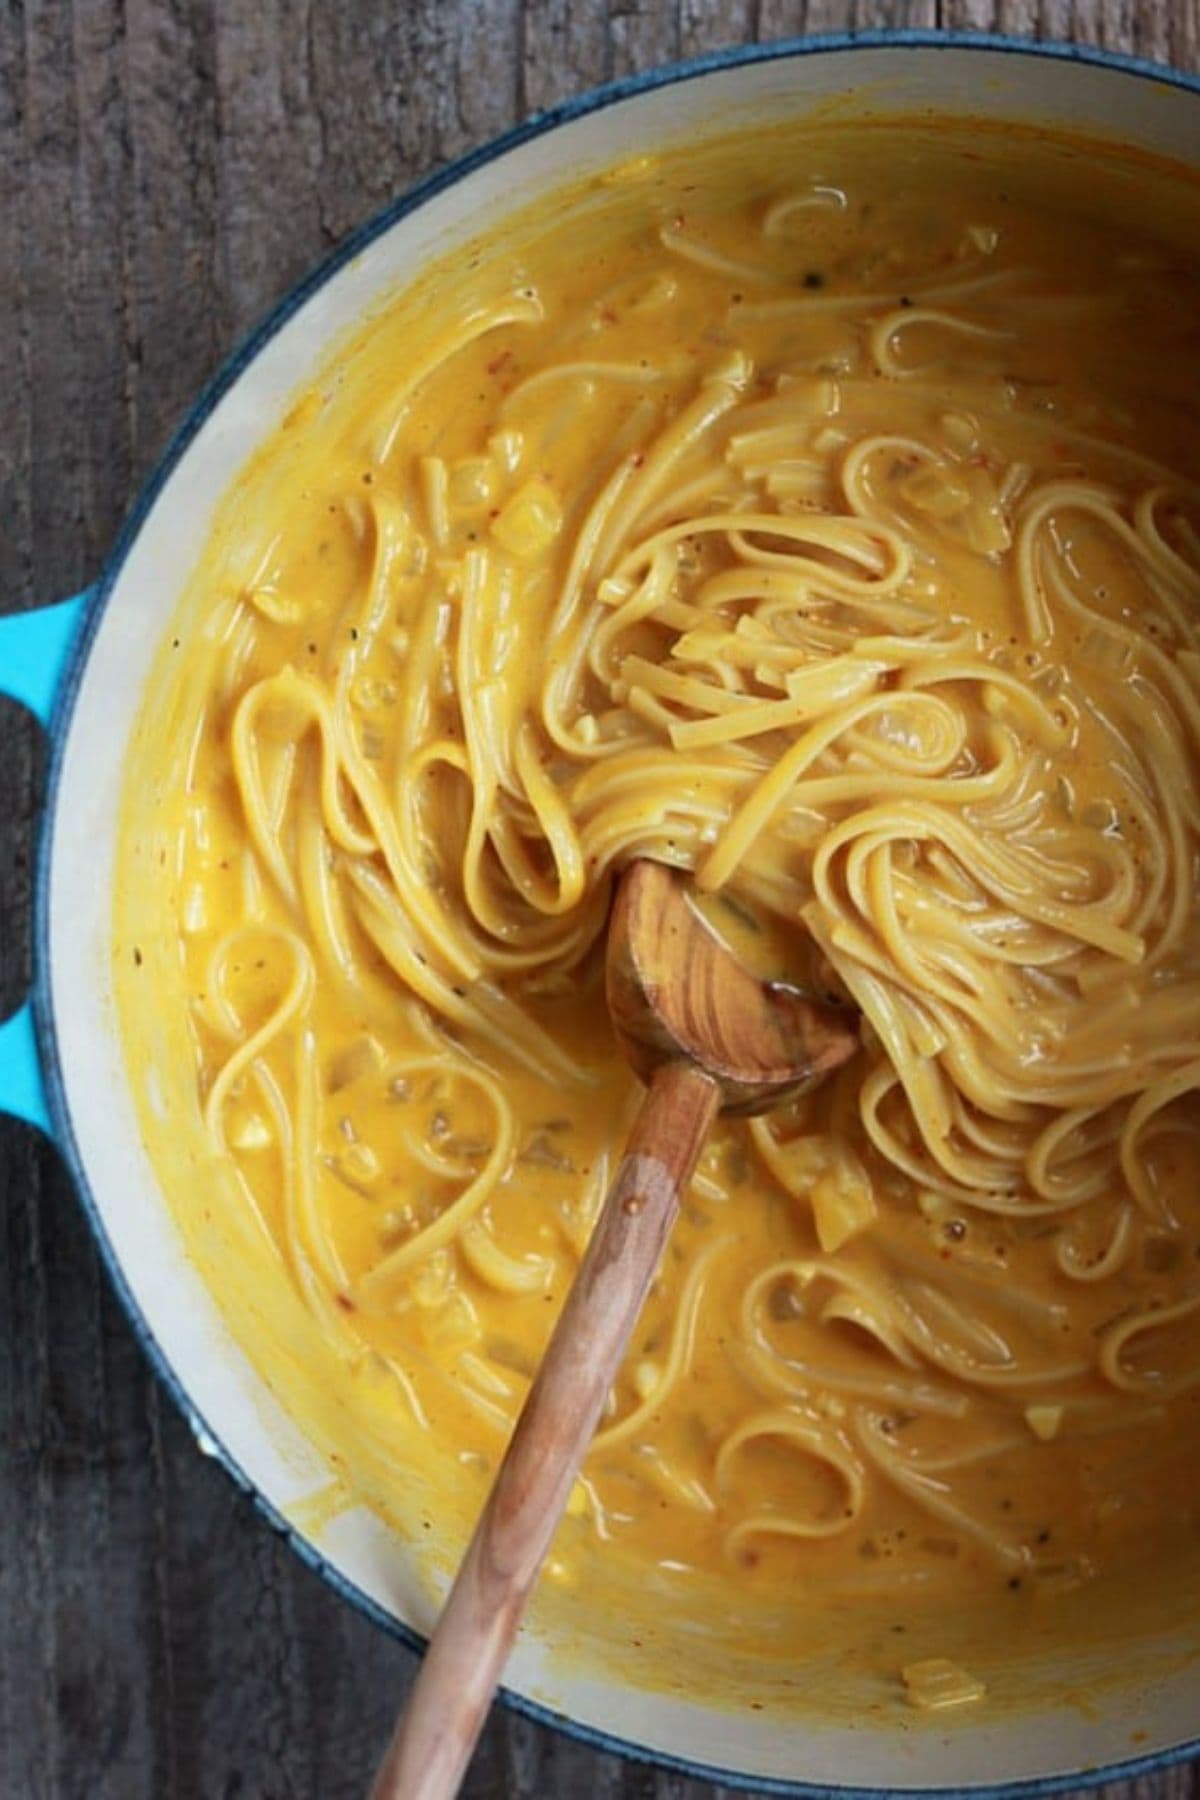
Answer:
xmin=940 ymin=411 xmax=979 ymax=455
xmin=900 ymin=463 xmax=971 ymax=521
xmin=964 ymin=223 xmax=1000 ymax=255
xmin=709 ymin=349 xmax=753 ymax=388
xmin=901 ymin=1658 xmax=986 ymax=1711
xmin=447 ymin=456 xmax=499 ymax=513
xmin=426 ymin=1289 xmax=480 ymax=1350
xmin=490 ymin=478 xmax=562 ymax=558
xmin=411 ymin=1249 xmax=453 ymax=1310
xmin=488 ymin=428 xmax=524 ymax=474
xmin=338 ymin=1141 xmax=380 ymax=1186
xmin=811 ymin=1154 xmax=876 ymax=1254
xmin=327 ymin=1034 xmax=385 ymax=1092
xmin=632 ymin=1360 xmax=661 ymax=1402
xmin=962 ymin=467 xmax=1011 ymax=555
xmin=1079 ymin=626 xmax=1134 ymax=676
xmin=182 ymin=884 xmax=208 ymax=935
xmin=230 ymin=1113 xmax=272 ymax=1152
xmin=246 ymin=584 xmax=305 ymax=624
xmin=1025 ymin=1403 xmax=1064 ymax=1442
xmin=769 ymin=1132 xmax=831 ymax=1192
xmin=351 ymin=675 xmax=397 ymax=711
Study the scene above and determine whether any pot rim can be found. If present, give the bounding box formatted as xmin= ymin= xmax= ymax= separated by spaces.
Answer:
xmin=32 ymin=31 xmax=1200 ymax=1797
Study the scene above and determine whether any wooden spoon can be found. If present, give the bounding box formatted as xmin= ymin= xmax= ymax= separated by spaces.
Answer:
xmin=371 ymin=859 xmax=859 ymax=1800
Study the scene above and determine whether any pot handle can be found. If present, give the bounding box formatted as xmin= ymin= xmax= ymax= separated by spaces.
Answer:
xmin=0 ymin=1004 xmax=51 ymax=1137
xmin=0 ymin=587 xmax=95 ymax=1136
xmin=0 ymin=589 xmax=91 ymax=728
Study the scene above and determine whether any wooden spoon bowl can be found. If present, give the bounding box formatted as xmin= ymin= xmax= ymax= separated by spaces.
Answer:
xmin=609 ymin=859 xmax=859 ymax=1112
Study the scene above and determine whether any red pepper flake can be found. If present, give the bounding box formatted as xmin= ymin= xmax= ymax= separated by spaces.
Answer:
xmin=486 ymin=349 xmax=514 ymax=376
xmin=335 ymin=1292 xmax=356 ymax=1313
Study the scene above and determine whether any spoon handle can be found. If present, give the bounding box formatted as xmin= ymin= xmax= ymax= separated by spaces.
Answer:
xmin=370 ymin=1060 xmax=721 ymax=1800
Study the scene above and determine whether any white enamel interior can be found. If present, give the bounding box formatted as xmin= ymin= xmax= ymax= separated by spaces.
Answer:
xmin=46 ymin=43 xmax=1200 ymax=1791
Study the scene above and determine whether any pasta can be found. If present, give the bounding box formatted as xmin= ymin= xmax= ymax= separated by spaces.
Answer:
xmin=118 ymin=121 xmax=1200 ymax=1684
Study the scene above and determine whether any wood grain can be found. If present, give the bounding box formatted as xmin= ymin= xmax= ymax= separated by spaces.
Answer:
xmin=607 ymin=860 xmax=859 ymax=1105
xmin=1 ymin=4 xmax=1197 ymax=1796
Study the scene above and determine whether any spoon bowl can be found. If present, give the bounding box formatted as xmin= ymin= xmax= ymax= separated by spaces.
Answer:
xmin=608 ymin=859 xmax=860 ymax=1112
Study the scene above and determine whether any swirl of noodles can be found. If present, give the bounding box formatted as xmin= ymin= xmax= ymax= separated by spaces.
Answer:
xmin=1055 ymin=1203 xmax=1137 ymax=1284
xmin=232 ymin=670 xmax=375 ymax=909
xmin=1119 ymin=1058 xmax=1200 ymax=1224
xmin=459 ymin=1216 xmax=555 ymax=1295
xmin=370 ymin=289 xmax=544 ymax=462
xmin=698 ymin=692 xmax=965 ymax=892
xmin=1026 ymin=1104 xmax=1124 ymax=1209
xmin=202 ymin=925 xmax=316 ymax=1139
xmin=854 ymin=1409 xmax=1029 ymax=1571
xmin=356 ymin=1059 xmax=516 ymax=1302
xmin=593 ymin=1233 xmax=729 ymax=1452
xmin=715 ymin=1409 xmax=867 ymax=1552
xmin=737 ymin=1256 xmax=968 ymax=1419
xmin=869 ymin=308 xmax=1012 ymax=378
xmin=1098 ymin=1292 xmax=1200 ymax=1397
xmin=200 ymin=927 xmax=352 ymax=1302
xmin=1015 ymin=479 xmax=1200 ymax=645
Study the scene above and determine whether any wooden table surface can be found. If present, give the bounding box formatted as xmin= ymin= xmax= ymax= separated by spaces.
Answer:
xmin=2 ymin=3 xmax=1198 ymax=1796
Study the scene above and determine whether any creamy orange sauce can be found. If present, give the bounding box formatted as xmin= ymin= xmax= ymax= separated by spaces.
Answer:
xmin=117 ymin=121 xmax=1200 ymax=1716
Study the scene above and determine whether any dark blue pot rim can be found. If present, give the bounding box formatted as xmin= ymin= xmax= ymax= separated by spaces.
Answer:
xmin=31 ymin=30 xmax=1200 ymax=1798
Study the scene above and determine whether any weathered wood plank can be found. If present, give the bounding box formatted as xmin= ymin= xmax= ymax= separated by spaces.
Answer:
xmin=1 ymin=4 xmax=1198 ymax=1797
